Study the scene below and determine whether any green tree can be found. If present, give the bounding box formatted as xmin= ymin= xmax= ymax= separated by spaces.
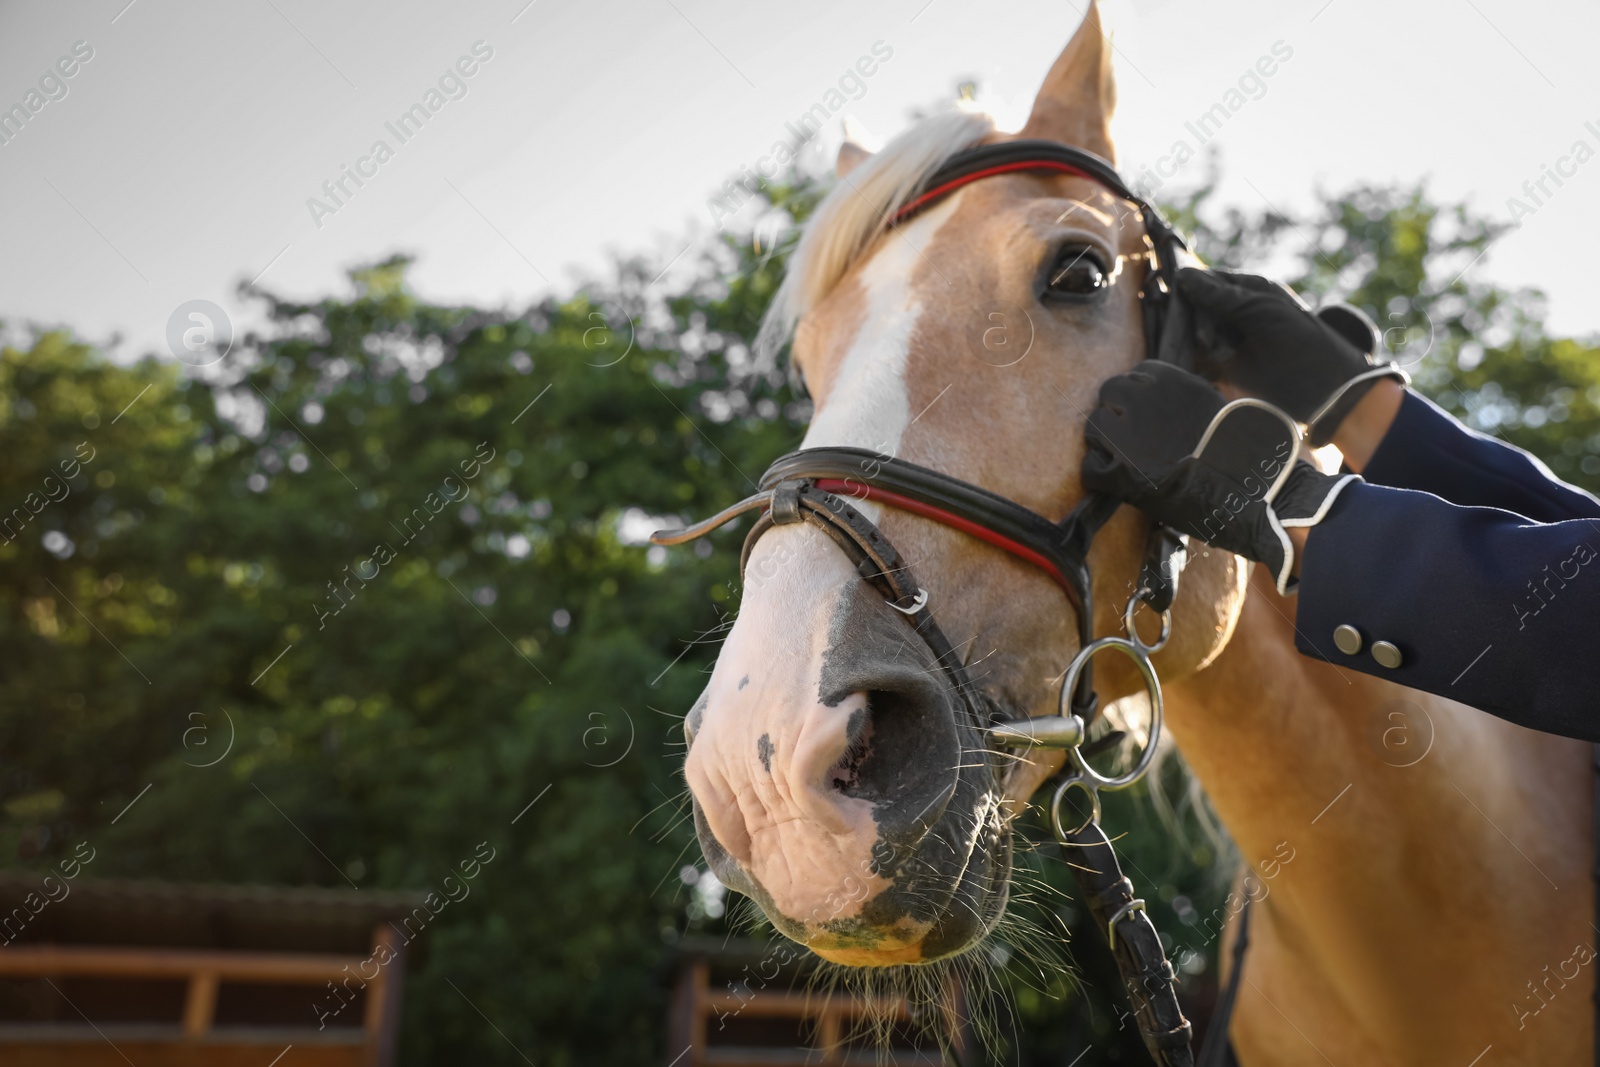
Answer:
xmin=0 ymin=249 xmax=801 ymax=1063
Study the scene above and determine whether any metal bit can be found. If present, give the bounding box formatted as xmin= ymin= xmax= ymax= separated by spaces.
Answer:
xmin=988 ymin=715 xmax=1084 ymax=750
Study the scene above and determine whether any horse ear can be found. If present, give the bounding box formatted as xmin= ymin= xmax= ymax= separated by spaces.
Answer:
xmin=837 ymin=118 xmax=877 ymax=178
xmin=1019 ymin=0 xmax=1117 ymax=160
xmin=836 ymin=138 xmax=872 ymax=178
xmin=836 ymin=116 xmax=878 ymax=178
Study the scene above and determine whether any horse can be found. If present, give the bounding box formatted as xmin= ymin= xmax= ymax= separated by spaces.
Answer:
xmin=673 ymin=4 xmax=1593 ymax=1062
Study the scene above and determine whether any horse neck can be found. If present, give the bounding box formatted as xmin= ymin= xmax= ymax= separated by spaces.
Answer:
xmin=1159 ymin=566 xmax=1593 ymax=1057
xmin=1163 ymin=567 xmax=1590 ymax=969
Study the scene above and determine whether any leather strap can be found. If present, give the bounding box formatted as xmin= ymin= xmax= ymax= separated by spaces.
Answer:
xmin=760 ymin=447 xmax=1112 ymax=619
xmin=1592 ymin=744 xmax=1600 ymax=1067
xmin=1196 ymin=894 xmax=1252 ymax=1067
xmin=1139 ymin=528 xmax=1189 ymax=615
xmin=1061 ymin=820 xmax=1195 ymax=1066
xmin=895 ymin=141 xmax=1146 ymax=221
xmin=742 ymin=480 xmax=990 ymax=728
xmin=756 ymin=449 xmax=1117 ymax=722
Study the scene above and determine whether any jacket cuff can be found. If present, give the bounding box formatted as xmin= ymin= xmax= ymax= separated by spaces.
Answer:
xmin=1272 ymin=473 xmax=1360 ymax=596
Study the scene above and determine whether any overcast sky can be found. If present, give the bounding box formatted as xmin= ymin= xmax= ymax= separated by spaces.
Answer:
xmin=2 ymin=0 xmax=1598 ymax=361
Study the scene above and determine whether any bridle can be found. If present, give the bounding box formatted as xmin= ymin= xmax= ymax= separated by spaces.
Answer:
xmin=654 ymin=140 xmax=1205 ymax=1066
xmin=660 ymin=140 xmax=1192 ymax=716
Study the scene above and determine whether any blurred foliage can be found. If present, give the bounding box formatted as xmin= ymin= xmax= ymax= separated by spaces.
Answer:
xmin=1 ymin=156 xmax=1596 ymax=1066
xmin=0 ymin=244 xmax=803 ymax=1063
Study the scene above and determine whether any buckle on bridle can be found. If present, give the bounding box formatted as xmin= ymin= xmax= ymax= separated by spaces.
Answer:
xmin=769 ymin=480 xmax=804 ymax=525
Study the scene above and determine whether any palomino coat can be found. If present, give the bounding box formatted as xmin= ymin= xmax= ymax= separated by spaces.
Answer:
xmin=1296 ymin=390 xmax=1600 ymax=740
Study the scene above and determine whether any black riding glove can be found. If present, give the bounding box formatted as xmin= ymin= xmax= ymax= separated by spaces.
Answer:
xmin=1177 ymin=268 xmax=1407 ymax=446
xmin=1081 ymin=361 xmax=1360 ymax=594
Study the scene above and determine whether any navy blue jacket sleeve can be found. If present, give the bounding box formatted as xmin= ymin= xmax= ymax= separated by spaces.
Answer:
xmin=1362 ymin=389 xmax=1600 ymax=522
xmin=1294 ymin=395 xmax=1600 ymax=739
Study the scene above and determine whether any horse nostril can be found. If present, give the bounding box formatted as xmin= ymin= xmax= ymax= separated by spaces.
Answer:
xmin=828 ymin=690 xmax=926 ymax=802
xmin=828 ymin=698 xmax=876 ymax=793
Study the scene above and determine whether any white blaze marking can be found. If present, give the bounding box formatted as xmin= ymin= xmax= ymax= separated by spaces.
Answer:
xmin=690 ymin=201 xmax=971 ymax=932
xmin=800 ymin=197 xmax=961 ymax=524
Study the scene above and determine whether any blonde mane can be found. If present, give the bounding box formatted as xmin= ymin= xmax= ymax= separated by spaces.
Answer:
xmin=756 ymin=108 xmax=996 ymax=363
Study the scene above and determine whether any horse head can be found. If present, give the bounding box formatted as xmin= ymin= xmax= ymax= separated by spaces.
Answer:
xmin=682 ymin=2 xmax=1248 ymax=968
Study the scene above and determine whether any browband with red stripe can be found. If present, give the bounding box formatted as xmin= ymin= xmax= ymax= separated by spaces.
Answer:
xmin=895 ymin=160 xmax=1112 ymax=222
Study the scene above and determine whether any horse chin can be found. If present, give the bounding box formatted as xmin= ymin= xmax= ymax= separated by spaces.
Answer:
xmin=771 ymin=786 xmax=1016 ymax=968
xmin=689 ymin=747 xmax=1016 ymax=967
xmin=811 ymin=943 xmax=930 ymax=967
xmin=816 ymin=825 xmax=1014 ymax=968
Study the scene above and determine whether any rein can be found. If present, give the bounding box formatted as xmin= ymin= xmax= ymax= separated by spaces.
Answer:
xmin=655 ymin=140 xmax=1208 ymax=1066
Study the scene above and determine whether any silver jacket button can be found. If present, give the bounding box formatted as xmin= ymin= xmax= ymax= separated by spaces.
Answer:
xmin=1333 ymin=624 xmax=1363 ymax=655
xmin=1371 ymin=641 xmax=1403 ymax=669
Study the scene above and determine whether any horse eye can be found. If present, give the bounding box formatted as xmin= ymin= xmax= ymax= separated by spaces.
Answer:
xmin=1045 ymin=246 xmax=1109 ymax=297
